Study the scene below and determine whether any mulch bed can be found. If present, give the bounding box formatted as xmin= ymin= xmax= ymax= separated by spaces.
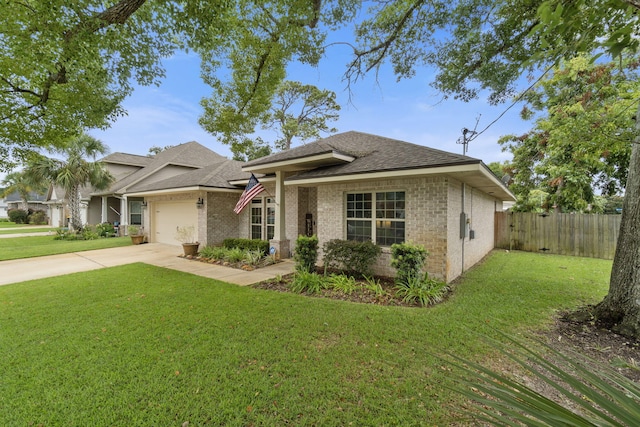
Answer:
xmin=252 ymin=268 xmax=433 ymax=307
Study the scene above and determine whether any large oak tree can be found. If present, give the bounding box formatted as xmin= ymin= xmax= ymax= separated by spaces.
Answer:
xmin=0 ymin=0 xmax=346 ymax=170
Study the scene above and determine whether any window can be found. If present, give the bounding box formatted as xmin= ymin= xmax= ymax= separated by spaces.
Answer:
xmin=129 ymin=200 xmax=143 ymax=226
xmin=346 ymin=191 xmax=405 ymax=245
xmin=250 ymin=198 xmax=275 ymax=240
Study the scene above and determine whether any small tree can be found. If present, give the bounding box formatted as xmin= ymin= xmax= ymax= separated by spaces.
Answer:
xmin=1 ymin=171 xmax=47 ymax=211
xmin=25 ymin=134 xmax=114 ymax=231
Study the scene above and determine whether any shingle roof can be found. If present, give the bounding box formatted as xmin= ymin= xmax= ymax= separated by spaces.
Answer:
xmin=246 ymin=131 xmax=481 ymax=180
xmin=128 ymin=159 xmax=249 ymax=192
xmin=5 ymin=190 xmax=47 ymax=202
xmin=101 ymin=152 xmax=153 ymax=167
xmin=104 ymin=141 xmax=228 ymax=194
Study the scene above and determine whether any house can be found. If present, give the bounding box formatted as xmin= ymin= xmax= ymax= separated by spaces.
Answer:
xmin=5 ymin=191 xmax=48 ymax=213
xmin=125 ymin=131 xmax=514 ymax=283
xmin=45 ymin=142 xmax=233 ymax=233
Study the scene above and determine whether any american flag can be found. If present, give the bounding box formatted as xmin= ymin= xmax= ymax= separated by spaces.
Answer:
xmin=233 ymin=173 xmax=265 ymax=214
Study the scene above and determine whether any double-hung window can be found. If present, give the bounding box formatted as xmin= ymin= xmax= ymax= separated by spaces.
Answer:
xmin=346 ymin=191 xmax=405 ymax=245
xmin=129 ymin=200 xmax=143 ymax=226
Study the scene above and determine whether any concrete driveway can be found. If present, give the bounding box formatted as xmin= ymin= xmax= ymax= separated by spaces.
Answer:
xmin=0 ymin=243 xmax=294 ymax=287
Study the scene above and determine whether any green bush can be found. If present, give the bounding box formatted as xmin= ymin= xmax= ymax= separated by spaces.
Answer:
xmin=322 ymin=239 xmax=381 ymax=278
xmin=289 ymin=271 xmax=326 ymax=294
xmin=327 ymin=274 xmax=357 ymax=295
xmin=95 ymin=222 xmax=115 ymax=237
xmin=28 ymin=210 xmax=47 ymax=225
xmin=8 ymin=209 xmax=28 ymax=224
xmin=395 ymin=272 xmax=449 ymax=306
xmin=244 ymin=249 xmax=265 ymax=266
xmin=293 ymin=235 xmax=319 ymax=273
xmin=224 ymin=247 xmax=245 ymax=263
xmin=81 ymin=225 xmax=100 ymax=240
xmin=390 ymin=242 xmax=428 ymax=285
xmin=222 ymin=238 xmax=269 ymax=253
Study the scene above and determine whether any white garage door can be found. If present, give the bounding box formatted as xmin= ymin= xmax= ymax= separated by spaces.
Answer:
xmin=153 ymin=200 xmax=198 ymax=245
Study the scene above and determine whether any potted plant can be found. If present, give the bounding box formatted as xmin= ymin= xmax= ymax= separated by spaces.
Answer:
xmin=175 ymin=225 xmax=199 ymax=256
xmin=128 ymin=225 xmax=145 ymax=245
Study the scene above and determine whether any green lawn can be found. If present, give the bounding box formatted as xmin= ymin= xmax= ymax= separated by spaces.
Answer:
xmin=0 ymin=251 xmax=612 ymax=425
xmin=0 ymin=235 xmax=131 ymax=260
xmin=0 ymin=227 xmax=55 ymax=235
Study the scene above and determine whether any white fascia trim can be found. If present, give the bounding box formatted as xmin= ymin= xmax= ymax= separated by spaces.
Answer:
xmin=126 ymin=186 xmax=243 ymax=197
xmin=285 ymin=163 xmax=482 ymax=185
xmin=243 ymin=152 xmax=355 ymax=172
xmin=228 ymin=176 xmax=277 ymax=186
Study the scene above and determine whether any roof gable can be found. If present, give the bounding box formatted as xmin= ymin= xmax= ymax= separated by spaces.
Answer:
xmin=102 ymin=141 xmax=228 ymax=194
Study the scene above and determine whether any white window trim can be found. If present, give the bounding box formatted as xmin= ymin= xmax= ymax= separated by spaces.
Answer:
xmin=345 ymin=190 xmax=406 ymax=245
xmin=250 ymin=197 xmax=276 ymax=241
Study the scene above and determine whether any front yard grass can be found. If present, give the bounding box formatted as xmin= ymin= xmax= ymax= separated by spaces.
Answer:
xmin=0 ymin=251 xmax=612 ymax=425
xmin=0 ymin=227 xmax=55 ymax=235
xmin=0 ymin=235 xmax=131 ymax=260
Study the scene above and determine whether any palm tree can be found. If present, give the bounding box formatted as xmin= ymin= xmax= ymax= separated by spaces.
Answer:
xmin=1 ymin=170 xmax=47 ymax=211
xmin=25 ymin=134 xmax=114 ymax=231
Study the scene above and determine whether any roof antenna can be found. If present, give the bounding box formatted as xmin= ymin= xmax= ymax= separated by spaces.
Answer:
xmin=456 ymin=115 xmax=481 ymax=156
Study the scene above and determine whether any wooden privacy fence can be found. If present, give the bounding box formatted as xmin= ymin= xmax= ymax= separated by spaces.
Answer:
xmin=495 ymin=212 xmax=622 ymax=260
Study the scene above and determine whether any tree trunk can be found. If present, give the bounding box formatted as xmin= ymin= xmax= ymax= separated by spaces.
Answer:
xmin=68 ymin=185 xmax=83 ymax=231
xmin=594 ymin=107 xmax=640 ymax=338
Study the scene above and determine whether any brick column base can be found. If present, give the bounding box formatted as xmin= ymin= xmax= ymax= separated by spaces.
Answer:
xmin=269 ymin=239 xmax=290 ymax=260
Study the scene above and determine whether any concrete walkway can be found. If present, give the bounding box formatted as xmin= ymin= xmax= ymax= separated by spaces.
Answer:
xmin=0 ymin=243 xmax=295 ymax=287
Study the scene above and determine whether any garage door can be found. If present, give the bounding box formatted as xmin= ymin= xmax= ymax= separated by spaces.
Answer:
xmin=153 ymin=200 xmax=198 ymax=245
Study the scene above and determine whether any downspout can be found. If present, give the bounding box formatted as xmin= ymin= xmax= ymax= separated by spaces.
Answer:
xmin=461 ymin=182 xmax=465 ymax=275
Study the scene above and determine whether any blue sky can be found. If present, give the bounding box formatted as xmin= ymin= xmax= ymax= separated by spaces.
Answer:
xmin=89 ymin=45 xmax=531 ymax=164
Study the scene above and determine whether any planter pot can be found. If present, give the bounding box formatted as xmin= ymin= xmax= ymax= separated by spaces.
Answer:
xmin=182 ymin=242 xmax=200 ymax=256
xmin=130 ymin=235 xmax=145 ymax=245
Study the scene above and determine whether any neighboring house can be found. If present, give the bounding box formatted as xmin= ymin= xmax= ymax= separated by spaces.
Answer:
xmin=127 ymin=131 xmax=515 ymax=283
xmin=5 ymin=190 xmax=48 ymax=213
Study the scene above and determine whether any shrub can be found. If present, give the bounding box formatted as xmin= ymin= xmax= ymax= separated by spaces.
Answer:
xmin=8 ymin=209 xmax=28 ymax=224
xmin=289 ymin=271 xmax=326 ymax=294
xmin=95 ymin=222 xmax=115 ymax=237
xmin=81 ymin=225 xmax=100 ymax=240
xmin=322 ymin=239 xmax=382 ymax=277
xmin=222 ymin=238 xmax=269 ymax=253
xmin=54 ymin=227 xmax=81 ymax=240
xmin=28 ymin=210 xmax=47 ymax=225
xmin=262 ymin=253 xmax=277 ymax=266
xmin=327 ymin=274 xmax=357 ymax=295
xmin=293 ymin=235 xmax=319 ymax=273
xmin=390 ymin=242 xmax=428 ymax=285
xmin=224 ymin=247 xmax=245 ymax=263
xmin=363 ymin=276 xmax=388 ymax=297
xmin=244 ymin=249 xmax=265 ymax=266
xmin=395 ymin=272 xmax=449 ymax=306
xmin=198 ymin=246 xmax=218 ymax=259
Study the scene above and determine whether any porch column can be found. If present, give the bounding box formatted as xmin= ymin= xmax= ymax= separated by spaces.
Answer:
xmin=121 ymin=195 xmax=128 ymax=234
xmin=270 ymin=170 xmax=290 ymax=258
xmin=101 ymin=196 xmax=108 ymax=223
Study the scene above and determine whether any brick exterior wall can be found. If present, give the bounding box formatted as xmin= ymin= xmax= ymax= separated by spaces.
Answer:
xmin=446 ymin=178 xmax=501 ymax=281
xmin=313 ymin=176 xmax=450 ymax=280
xmin=206 ymin=192 xmax=241 ymax=245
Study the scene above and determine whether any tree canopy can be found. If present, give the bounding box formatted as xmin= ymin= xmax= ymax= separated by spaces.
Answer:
xmin=201 ymin=80 xmax=340 ymax=159
xmin=499 ymin=56 xmax=636 ymax=212
xmin=0 ymin=0 xmax=353 ymax=170
xmin=24 ymin=134 xmax=114 ymax=231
